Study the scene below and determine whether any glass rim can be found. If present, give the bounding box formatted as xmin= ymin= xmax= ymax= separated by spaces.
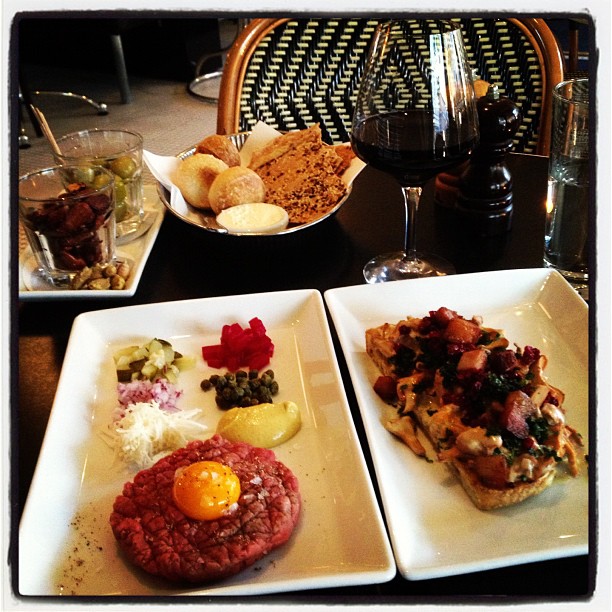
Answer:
xmin=54 ymin=128 xmax=143 ymax=159
xmin=18 ymin=164 xmax=115 ymax=203
xmin=377 ymin=18 xmax=463 ymax=34
xmin=553 ymin=78 xmax=589 ymax=106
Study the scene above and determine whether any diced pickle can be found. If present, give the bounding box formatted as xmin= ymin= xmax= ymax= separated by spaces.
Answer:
xmin=148 ymin=339 xmax=163 ymax=353
xmin=113 ymin=338 xmax=192 ymax=383
xmin=163 ymin=345 xmax=175 ymax=364
xmin=140 ymin=363 xmax=158 ymax=379
xmin=129 ymin=358 xmax=147 ymax=372
xmin=116 ymin=368 xmax=133 ymax=383
xmin=174 ymin=355 xmax=196 ymax=371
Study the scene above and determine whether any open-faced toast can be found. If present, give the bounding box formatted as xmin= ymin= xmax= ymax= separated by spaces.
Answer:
xmin=366 ymin=307 xmax=583 ymax=510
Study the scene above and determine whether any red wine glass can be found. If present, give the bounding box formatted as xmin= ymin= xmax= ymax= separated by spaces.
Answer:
xmin=351 ymin=20 xmax=479 ymax=282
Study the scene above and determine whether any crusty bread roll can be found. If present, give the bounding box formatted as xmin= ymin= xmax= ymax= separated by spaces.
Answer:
xmin=196 ymin=134 xmax=241 ymax=167
xmin=208 ymin=166 xmax=266 ymax=215
xmin=173 ymin=153 xmax=229 ymax=209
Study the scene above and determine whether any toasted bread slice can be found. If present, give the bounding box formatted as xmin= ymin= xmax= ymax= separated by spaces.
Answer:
xmin=253 ymin=138 xmax=347 ymax=225
xmin=366 ymin=310 xmax=582 ymax=511
xmin=247 ymin=124 xmax=350 ymax=224
xmin=248 ymin=124 xmax=324 ymax=170
xmin=333 ymin=143 xmax=357 ymax=175
xmin=366 ymin=324 xmax=399 ymax=378
xmin=410 ymin=398 xmax=559 ymax=510
xmin=449 ymin=460 xmax=556 ymax=510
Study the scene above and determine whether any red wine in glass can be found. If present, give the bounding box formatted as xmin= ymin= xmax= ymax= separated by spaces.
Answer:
xmin=351 ymin=20 xmax=479 ymax=282
xmin=352 ymin=110 xmax=477 ymax=186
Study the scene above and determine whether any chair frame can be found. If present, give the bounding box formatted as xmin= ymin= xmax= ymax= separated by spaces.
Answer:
xmin=217 ymin=17 xmax=563 ymax=156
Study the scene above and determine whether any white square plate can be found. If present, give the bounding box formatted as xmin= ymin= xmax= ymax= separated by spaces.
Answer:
xmin=324 ymin=269 xmax=589 ymax=580
xmin=19 ymin=289 xmax=394 ymax=595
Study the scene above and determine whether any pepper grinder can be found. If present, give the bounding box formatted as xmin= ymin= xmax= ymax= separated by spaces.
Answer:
xmin=455 ymin=84 xmax=522 ymax=235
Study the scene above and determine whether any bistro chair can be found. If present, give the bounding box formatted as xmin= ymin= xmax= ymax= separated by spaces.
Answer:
xmin=217 ymin=17 xmax=564 ymax=156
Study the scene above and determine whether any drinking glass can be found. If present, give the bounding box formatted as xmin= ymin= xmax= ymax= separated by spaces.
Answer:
xmin=54 ymin=129 xmax=144 ymax=244
xmin=19 ymin=165 xmax=116 ymax=287
xmin=351 ymin=20 xmax=479 ymax=282
xmin=544 ymin=78 xmax=589 ymax=292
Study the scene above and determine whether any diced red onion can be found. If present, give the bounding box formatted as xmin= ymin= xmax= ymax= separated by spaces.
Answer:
xmin=116 ymin=379 xmax=183 ymax=416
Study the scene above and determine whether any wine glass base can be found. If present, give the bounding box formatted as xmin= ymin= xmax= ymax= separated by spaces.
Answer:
xmin=363 ymin=251 xmax=455 ymax=283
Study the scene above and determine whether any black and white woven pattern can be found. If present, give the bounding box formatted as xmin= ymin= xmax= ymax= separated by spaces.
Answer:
xmin=237 ymin=18 xmax=545 ymax=153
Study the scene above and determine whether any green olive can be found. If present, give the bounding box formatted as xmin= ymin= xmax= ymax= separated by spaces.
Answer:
xmin=92 ymin=172 xmax=113 ymax=189
xmin=114 ymin=199 xmax=128 ymax=222
xmin=110 ymin=155 xmax=138 ymax=179
xmin=114 ymin=177 xmax=127 ymax=201
xmin=70 ymin=167 xmax=96 ymax=184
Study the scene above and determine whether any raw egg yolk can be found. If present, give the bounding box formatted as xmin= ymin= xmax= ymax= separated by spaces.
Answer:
xmin=172 ymin=461 xmax=241 ymax=520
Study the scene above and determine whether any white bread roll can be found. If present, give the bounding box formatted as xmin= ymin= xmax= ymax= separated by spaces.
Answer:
xmin=196 ymin=134 xmax=241 ymax=167
xmin=208 ymin=166 xmax=266 ymax=214
xmin=173 ymin=153 xmax=229 ymax=209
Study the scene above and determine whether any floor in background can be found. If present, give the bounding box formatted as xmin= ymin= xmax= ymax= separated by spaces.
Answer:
xmin=18 ymin=64 xmax=219 ymax=180
xmin=16 ymin=16 xmax=241 ymax=179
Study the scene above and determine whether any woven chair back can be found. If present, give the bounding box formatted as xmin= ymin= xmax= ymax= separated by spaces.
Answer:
xmin=218 ymin=18 xmax=564 ymax=155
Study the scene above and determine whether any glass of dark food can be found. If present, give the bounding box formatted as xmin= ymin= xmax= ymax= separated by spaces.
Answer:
xmin=351 ymin=20 xmax=479 ymax=282
xmin=18 ymin=165 xmax=116 ymax=287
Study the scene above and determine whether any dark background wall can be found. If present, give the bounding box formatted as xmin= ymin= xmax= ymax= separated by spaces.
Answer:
xmin=17 ymin=17 xmax=223 ymax=83
xmin=16 ymin=16 xmax=591 ymax=85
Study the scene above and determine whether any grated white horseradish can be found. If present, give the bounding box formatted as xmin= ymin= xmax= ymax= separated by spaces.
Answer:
xmin=108 ymin=401 xmax=208 ymax=468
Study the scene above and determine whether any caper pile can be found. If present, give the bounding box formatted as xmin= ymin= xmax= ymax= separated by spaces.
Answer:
xmin=200 ymin=369 xmax=280 ymax=409
xmin=70 ymin=260 xmax=131 ymax=290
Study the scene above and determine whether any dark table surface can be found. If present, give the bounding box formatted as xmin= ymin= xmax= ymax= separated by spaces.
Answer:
xmin=13 ymin=153 xmax=593 ymax=603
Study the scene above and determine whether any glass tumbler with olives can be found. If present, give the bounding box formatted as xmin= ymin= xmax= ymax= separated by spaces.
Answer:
xmin=18 ymin=165 xmax=117 ymax=287
xmin=53 ymin=129 xmax=144 ymax=244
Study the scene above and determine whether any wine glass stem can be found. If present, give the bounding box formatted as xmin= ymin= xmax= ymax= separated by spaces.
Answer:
xmin=401 ymin=186 xmax=422 ymax=261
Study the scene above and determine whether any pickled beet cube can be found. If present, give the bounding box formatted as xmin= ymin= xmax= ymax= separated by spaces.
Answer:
xmin=202 ymin=318 xmax=274 ymax=370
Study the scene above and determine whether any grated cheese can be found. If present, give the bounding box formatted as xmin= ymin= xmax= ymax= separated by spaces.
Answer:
xmin=107 ymin=401 xmax=208 ymax=468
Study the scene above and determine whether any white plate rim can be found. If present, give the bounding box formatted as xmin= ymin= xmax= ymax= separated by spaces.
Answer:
xmin=18 ymin=288 xmax=395 ymax=596
xmin=324 ymin=268 xmax=589 ymax=581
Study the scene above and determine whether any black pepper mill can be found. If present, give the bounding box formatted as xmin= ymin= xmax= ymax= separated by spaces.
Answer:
xmin=455 ymin=84 xmax=522 ymax=235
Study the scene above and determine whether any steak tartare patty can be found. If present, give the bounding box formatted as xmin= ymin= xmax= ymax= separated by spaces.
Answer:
xmin=109 ymin=434 xmax=301 ymax=583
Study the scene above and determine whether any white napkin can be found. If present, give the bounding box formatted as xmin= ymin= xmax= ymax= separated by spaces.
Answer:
xmin=142 ymin=121 xmax=366 ymax=217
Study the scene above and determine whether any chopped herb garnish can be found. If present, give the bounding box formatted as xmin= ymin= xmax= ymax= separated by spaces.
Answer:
xmin=389 ymin=345 xmax=417 ymax=378
xmin=527 ymin=416 xmax=551 ymax=444
xmin=478 ymin=330 xmax=501 ymax=345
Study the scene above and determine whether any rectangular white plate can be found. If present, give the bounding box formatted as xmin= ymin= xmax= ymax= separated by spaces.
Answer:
xmin=19 ymin=289 xmax=394 ymax=596
xmin=324 ymin=269 xmax=589 ymax=581
xmin=18 ymin=184 xmax=164 ymax=300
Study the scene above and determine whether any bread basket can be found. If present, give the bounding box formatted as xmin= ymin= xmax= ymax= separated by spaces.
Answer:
xmin=156 ymin=132 xmax=353 ymax=236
